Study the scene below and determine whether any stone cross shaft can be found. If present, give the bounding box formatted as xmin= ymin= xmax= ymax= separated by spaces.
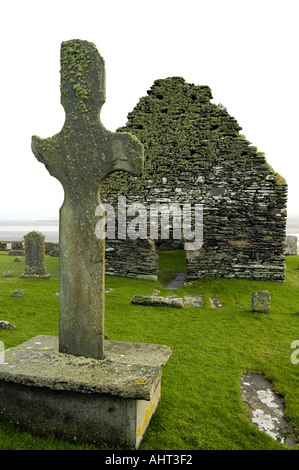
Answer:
xmin=31 ymin=40 xmax=144 ymax=360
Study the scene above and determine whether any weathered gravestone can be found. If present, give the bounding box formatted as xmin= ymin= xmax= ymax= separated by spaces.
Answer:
xmin=251 ymin=290 xmax=271 ymax=313
xmin=0 ymin=40 xmax=171 ymax=449
xmin=21 ymin=231 xmax=50 ymax=278
xmin=284 ymin=235 xmax=298 ymax=256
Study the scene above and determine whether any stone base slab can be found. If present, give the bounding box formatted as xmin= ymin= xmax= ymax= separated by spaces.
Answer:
xmin=0 ymin=336 xmax=171 ymax=449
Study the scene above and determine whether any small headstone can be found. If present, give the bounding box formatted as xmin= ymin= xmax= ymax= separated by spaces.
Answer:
xmin=0 ymin=321 xmax=16 ymax=330
xmin=14 ymin=257 xmax=21 ymax=262
xmin=3 ymin=270 xmax=14 ymax=278
xmin=21 ymin=231 xmax=50 ymax=279
xmin=284 ymin=235 xmax=298 ymax=256
xmin=49 ymin=246 xmax=59 ymax=257
xmin=11 ymin=289 xmax=24 ymax=297
xmin=251 ymin=290 xmax=271 ymax=313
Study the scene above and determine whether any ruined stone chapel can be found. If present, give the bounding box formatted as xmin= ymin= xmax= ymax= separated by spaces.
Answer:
xmin=101 ymin=77 xmax=287 ymax=282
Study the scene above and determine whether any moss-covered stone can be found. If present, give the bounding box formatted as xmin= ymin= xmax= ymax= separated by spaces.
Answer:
xmin=251 ymin=290 xmax=271 ymax=313
xmin=21 ymin=231 xmax=50 ymax=278
xmin=101 ymin=77 xmax=287 ymax=282
xmin=31 ymin=40 xmax=144 ymax=360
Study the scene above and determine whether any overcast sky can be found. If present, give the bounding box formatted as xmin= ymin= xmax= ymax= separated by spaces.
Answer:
xmin=0 ymin=0 xmax=298 ymax=220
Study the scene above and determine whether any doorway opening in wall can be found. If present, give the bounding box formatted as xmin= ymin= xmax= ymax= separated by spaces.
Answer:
xmin=157 ymin=241 xmax=186 ymax=287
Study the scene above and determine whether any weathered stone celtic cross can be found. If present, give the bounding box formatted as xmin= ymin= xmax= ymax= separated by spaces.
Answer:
xmin=31 ymin=40 xmax=144 ymax=360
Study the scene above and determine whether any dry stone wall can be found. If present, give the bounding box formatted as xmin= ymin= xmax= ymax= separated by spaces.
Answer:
xmin=105 ymin=239 xmax=158 ymax=280
xmin=101 ymin=77 xmax=287 ymax=280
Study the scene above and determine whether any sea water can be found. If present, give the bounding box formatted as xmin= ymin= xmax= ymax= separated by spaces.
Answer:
xmin=0 ymin=220 xmax=59 ymax=242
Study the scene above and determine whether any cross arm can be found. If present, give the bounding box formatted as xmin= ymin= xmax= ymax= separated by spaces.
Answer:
xmin=109 ymin=131 xmax=144 ymax=177
xmin=31 ymin=134 xmax=60 ymax=178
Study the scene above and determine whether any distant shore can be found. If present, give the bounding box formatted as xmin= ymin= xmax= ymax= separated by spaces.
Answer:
xmin=0 ymin=216 xmax=298 ymax=248
xmin=0 ymin=220 xmax=59 ymax=242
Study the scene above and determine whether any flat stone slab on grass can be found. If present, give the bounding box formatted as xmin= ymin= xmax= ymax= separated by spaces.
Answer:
xmin=209 ymin=295 xmax=225 ymax=308
xmin=131 ymin=295 xmax=183 ymax=308
xmin=184 ymin=294 xmax=204 ymax=307
xmin=240 ymin=374 xmax=298 ymax=448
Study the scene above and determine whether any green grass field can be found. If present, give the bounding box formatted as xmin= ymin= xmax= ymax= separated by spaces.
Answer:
xmin=0 ymin=250 xmax=298 ymax=450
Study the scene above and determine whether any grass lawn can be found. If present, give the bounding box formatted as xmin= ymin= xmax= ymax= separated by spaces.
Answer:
xmin=0 ymin=250 xmax=298 ymax=450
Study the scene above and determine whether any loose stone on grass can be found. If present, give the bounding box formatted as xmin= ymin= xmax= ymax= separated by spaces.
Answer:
xmin=0 ymin=321 xmax=16 ymax=330
xmin=11 ymin=288 xmax=24 ymax=297
xmin=3 ymin=271 xmax=14 ymax=278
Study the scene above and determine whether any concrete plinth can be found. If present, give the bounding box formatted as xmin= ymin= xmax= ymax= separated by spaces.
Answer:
xmin=0 ymin=336 xmax=171 ymax=449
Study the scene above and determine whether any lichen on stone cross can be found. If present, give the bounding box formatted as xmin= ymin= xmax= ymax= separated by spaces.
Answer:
xmin=31 ymin=40 xmax=144 ymax=360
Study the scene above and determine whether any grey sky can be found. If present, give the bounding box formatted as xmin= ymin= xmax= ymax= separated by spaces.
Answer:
xmin=0 ymin=0 xmax=298 ymax=219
